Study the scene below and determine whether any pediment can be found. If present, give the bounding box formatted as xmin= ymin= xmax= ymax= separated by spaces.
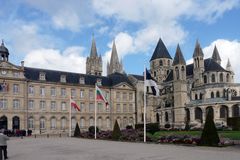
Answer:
xmin=0 ymin=61 xmax=22 ymax=71
xmin=112 ymin=82 xmax=134 ymax=90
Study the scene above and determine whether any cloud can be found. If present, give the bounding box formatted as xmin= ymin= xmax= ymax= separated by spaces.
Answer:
xmin=186 ymin=39 xmax=240 ymax=82
xmin=203 ymin=39 xmax=240 ymax=82
xmin=24 ymin=46 xmax=86 ymax=73
xmin=22 ymin=0 xmax=98 ymax=32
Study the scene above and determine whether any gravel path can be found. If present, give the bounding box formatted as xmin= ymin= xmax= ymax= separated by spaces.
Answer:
xmin=6 ymin=137 xmax=240 ymax=160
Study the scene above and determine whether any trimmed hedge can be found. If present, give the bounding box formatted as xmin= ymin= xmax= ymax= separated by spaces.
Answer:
xmin=227 ymin=117 xmax=240 ymax=130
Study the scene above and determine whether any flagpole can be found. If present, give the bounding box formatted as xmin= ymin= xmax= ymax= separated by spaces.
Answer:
xmin=144 ymin=65 xmax=146 ymax=143
xmin=94 ymin=84 xmax=97 ymax=139
xmin=69 ymin=97 xmax=72 ymax=137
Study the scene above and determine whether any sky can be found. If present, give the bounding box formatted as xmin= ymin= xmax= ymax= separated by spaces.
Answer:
xmin=1 ymin=0 xmax=240 ymax=81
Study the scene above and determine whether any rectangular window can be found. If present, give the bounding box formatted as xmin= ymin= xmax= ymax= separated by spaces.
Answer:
xmin=0 ymin=99 xmax=7 ymax=109
xmin=60 ymin=75 xmax=66 ymax=83
xmin=28 ymin=100 xmax=34 ymax=110
xmin=129 ymin=104 xmax=133 ymax=112
xmin=51 ymin=101 xmax=56 ymax=111
xmin=80 ymin=102 xmax=85 ymax=112
xmin=61 ymin=102 xmax=66 ymax=111
xmin=123 ymin=92 xmax=127 ymax=101
xmin=98 ymin=103 xmax=103 ymax=112
xmin=40 ymin=87 xmax=45 ymax=96
xmin=51 ymin=87 xmax=56 ymax=96
xmin=28 ymin=85 xmax=34 ymax=95
xmin=116 ymin=104 xmax=121 ymax=112
xmin=28 ymin=118 xmax=34 ymax=129
xmin=13 ymin=99 xmax=20 ymax=110
xmin=13 ymin=84 xmax=19 ymax=94
xmin=89 ymin=103 xmax=94 ymax=112
xmin=80 ymin=89 xmax=84 ymax=98
xmin=71 ymin=89 xmax=76 ymax=98
xmin=116 ymin=92 xmax=120 ymax=101
xmin=123 ymin=104 xmax=127 ymax=112
xmin=129 ymin=93 xmax=133 ymax=101
xmin=61 ymin=88 xmax=66 ymax=97
xmin=89 ymin=90 xmax=94 ymax=99
xmin=40 ymin=101 xmax=46 ymax=110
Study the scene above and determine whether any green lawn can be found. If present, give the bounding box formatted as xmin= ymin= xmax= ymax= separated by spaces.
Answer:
xmin=149 ymin=131 xmax=240 ymax=140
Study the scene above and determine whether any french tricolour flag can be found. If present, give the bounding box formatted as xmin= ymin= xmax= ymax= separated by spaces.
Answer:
xmin=145 ymin=69 xmax=159 ymax=96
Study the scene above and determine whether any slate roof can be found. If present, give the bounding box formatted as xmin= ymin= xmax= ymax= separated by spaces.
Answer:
xmin=150 ymin=38 xmax=172 ymax=61
xmin=172 ymin=44 xmax=186 ymax=66
xmin=129 ymin=74 xmax=144 ymax=81
xmin=164 ymin=58 xmax=228 ymax=82
xmin=24 ymin=67 xmax=133 ymax=87
xmin=0 ymin=41 xmax=9 ymax=54
xmin=193 ymin=40 xmax=204 ymax=57
xmin=212 ymin=45 xmax=221 ymax=62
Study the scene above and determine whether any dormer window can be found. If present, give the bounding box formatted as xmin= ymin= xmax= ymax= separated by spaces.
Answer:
xmin=79 ymin=77 xmax=85 ymax=84
xmin=39 ymin=72 xmax=46 ymax=81
xmin=96 ymin=78 xmax=102 ymax=86
xmin=60 ymin=75 xmax=66 ymax=83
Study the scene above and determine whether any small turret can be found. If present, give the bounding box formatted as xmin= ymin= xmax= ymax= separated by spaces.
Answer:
xmin=212 ymin=45 xmax=221 ymax=65
xmin=0 ymin=40 xmax=9 ymax=61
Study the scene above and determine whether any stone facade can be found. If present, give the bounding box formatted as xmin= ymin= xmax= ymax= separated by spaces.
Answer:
xmin=0 ymin=41 xmax=135 ymax=135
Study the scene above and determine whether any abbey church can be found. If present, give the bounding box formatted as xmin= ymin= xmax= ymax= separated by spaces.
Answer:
xmin=0 ymin=36 xmax=240 ymax=134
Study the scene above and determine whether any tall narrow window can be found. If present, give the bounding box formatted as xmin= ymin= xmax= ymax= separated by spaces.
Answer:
xmin=211 ymin=74 xmax=215 ymax=83
xmin=220 ymin=73 xmax=223 ymax=82
xmin=13 ymin=84 xmax=19 ymax=94
xmin=40 ymin=87 xmax=45 ymax=96
xmin=51 ymin=87 xmax=56 ymax=96
xmin=28 ymin=85 xmax=34 ymax=95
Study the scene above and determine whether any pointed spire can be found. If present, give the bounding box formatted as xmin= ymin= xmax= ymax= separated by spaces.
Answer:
xmin=110 ymin=40 xmax=120 ymax=65
xmin=193 ymin=39 xmax=204 ymax=57
xmin=1 ymin=39 xmax=4 ymax=46
xmin=173 ymin=44 xmax=186 ymax=66
xmin=90 ymin=35 xmax=98 ymax=57
xmin=212 ymin=45 xmax=221 ymax=64
xmin=226 ymin=58 xmax=233 ymax=72
xmin=150 ymin=38 xmax=172 ymax=61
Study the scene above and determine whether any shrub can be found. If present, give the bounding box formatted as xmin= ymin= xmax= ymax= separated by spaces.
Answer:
xmin=199 ymin=109 xmax=220 ymax=146
xmin=112 ymin=120 xmax=121 ymax=140
xmin=126 ymin=125 xmax=133 ymax=130
xmin=146 ymin=123 xmax=160 ymax=134
xmin=135 ymin=123 xmax=144 ymax=130
xmin=73 ymin=123 xmax=81 ymax=137
xmin=88 ymin=126 xmax=99 ymax=134
xmin=164 ymin=124 xmax=171 ymax=129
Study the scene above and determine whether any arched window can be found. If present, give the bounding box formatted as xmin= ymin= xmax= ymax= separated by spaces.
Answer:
xmin=175 ymin=67 xmax=179 ymax=80
xmin=200 ymin=93 xmax=203 ymax=100
xmin=165 ymin=112 xmax=169 ymax=122
xmin=50 ymin=117 xmax=56 ymax=129
xmin=156 ymin=113 xmax=160 ymax=123
xmin=61 ymin=117 xmax=66 ymax=130
xmin=28 ymin=117 xmax=34 ymax=129
xmin=220 ymin=106 xmax=228 ymax=118
xmin=204 ymin=75 xmax=207 ymax=84
xmin=123 ymin=117 xmax=128 ymax=128
xmin=220 ymin=73 xmax=223 ymax=82
xmin=226 ymin=74 xmax=230 ymax=82
xmin=106 ymin=117 xmax=110 ymax=129
xmin=211 ymin=92 xmax=214 ymax=98
xmin=211 ymin=74 xmax=215 ymax=83
xmin=168 ymin=60 xmax=170 ymax=66
xmin=40 ymin=117 xmax=45 ymax=129
xmin=232 ymin=105 xmax=239 ymax=117
xmin=97 ymin=117 xmax=102 ymax=128
xmin=80 ymin=118 xmax=85 ymax=128
xmin=181 ymin=66 xmax=185 ymax=79
xmin=216 ymin=91 xmax=220 ymax=98
xmin=195 ymin=107 xmax=203 ymax=122
xmin=159 ymin=60 xmax=163 ymax=66
xmin=195 ymin=94 xmax=198 ymax=100
xmin=89 ymin=117 xmax=94 ymax=126
xmin=71 ymin=117 xmax=76 ymax=129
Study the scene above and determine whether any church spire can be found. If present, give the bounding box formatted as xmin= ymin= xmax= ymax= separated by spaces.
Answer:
xmin=212 ymin=45 xmax=221 ymax=64
xmin=226 ymin=58 xmax=234 ymax=73
xmin=90 ymin=35 xmax=98 ymax=57
xmin=107 ymin=40 xmax=124 ymax=75
xmin=193 ymin=39 xmax=204 ymax=58
xmin=173 ymin=44 xmax=186 ymax=66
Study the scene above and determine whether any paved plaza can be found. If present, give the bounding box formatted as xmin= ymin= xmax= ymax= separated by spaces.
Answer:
xmin=6 ymin=137 xmax=240 ymax=160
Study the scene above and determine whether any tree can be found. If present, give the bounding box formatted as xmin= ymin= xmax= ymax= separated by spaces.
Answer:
xmin=112 ymin=120 xmax=121 ymax=140
xmin=73 ymin=122 xmax=81 ymax=137
xmin=199 ymin=108 xmax=220 ymax=146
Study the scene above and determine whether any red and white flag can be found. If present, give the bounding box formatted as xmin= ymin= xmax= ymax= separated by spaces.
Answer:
xmin=70 ymin=98 xmax=80 ymax=111
xmin=96 ymin=85 xmax=109 ymax=108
